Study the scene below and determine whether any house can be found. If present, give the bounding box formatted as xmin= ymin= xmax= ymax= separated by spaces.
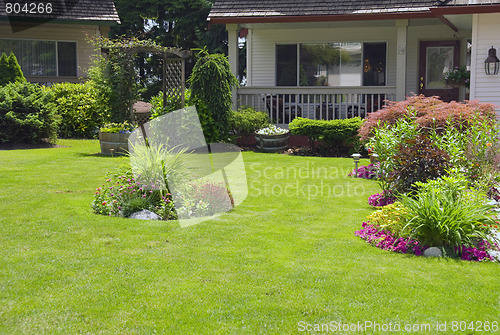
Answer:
xmin=209 ymin=0 xmax=500 ymax=124
xmin=0 ymin=0 xmax=120 ymax=85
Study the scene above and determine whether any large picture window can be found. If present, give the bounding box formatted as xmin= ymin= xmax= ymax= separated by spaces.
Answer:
xmin=0 ymin=39 xmax=77 ymax=77
xmin=276 ymin=42 xmax=386 ymax=87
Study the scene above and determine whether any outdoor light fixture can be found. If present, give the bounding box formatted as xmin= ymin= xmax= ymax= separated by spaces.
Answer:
xmin=351 ymin=153 xmax=361 ymax=178
xmin=484 ymin=46 xmax=500 ymax=75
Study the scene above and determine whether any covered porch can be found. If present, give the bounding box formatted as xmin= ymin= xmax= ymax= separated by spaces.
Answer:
xmin=237 ymin=86 xmax=395 ymax=126
xmin=217 ymin=8 xmax=492 ymax=124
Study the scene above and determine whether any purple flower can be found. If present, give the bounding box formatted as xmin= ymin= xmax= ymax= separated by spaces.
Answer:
xmin=368 ymin=191 xmax=396 ymax=207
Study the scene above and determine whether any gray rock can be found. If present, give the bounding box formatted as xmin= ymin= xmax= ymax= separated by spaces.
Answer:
xmin=129 ymin=209 xmax=161 ymax=220
xmin=423 ymin=247 xmax=443 ymax=258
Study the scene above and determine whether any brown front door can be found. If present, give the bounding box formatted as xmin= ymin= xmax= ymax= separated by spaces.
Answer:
xmin=419 ymin=40 xmax=460 ymax=102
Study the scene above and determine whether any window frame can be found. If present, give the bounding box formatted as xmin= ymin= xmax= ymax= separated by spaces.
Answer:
xmin=0 ymin=38 xmax=79 ymax=77
xmin=275 ymin=41 xmax=388 ymax=87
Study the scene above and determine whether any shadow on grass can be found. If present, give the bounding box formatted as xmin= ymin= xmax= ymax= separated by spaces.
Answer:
xmin=75 ymin=152 xmax=129 ymax=159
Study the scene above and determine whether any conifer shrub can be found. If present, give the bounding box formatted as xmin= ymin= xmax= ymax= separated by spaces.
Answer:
xmin=0 ymin=82 xmax=59 ymax=143
xmin=0 ymin=52 xmax=26 ymax=86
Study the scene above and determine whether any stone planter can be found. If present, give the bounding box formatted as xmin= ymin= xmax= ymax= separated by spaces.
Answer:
xmin=255 ymin=131 xmax=290 ymax=152
xmin=99 ymin=132 xmax=130 ymax=155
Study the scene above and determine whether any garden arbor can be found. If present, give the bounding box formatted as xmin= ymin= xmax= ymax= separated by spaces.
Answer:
xmin=100 ymin=39 xmax=192 ymax=121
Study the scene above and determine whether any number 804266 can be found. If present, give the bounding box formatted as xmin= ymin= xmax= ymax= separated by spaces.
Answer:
xmin=5 ymin=2 xmax=53 ymax=14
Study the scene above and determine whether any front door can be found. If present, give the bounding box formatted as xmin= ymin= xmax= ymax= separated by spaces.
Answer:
xmin=419 ymin=40 xmax=460 ymax=102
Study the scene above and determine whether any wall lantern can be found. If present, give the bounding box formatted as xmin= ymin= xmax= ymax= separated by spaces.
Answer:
xmin=484 ymin=46 xmax=500 ymax=75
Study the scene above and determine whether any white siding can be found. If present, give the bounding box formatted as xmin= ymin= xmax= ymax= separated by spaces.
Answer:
xmin=0 ymin=22 xmax=102 ymax=77
xmin=248 ymin=26 xmax=397 ymax=87
xmin=471 ymin=13 xmax=500 ymax=116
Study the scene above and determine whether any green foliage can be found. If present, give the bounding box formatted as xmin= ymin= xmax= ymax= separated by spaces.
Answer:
xmin=149 ymin=90 xmax=193 ymax=119
xmin=129 ymin=141 xmax=191 ymax=194
xmin=121 ymin=197 xmax=152 ymax=218
xmin=366 ymin=202 xmax=409 ymax=238
xmin=50 ymin=82 xmax=107 ymax=138
xmin=189 ymin=50 xmax=239 ymax=143
xmin=0 ymin=82 xmax=58 ymax=143
xmin=229 ymin=107 xmax=270 ymax=135
xmin=367 ymin=106 xmax=500 ymax=193
xmin=0 ymin=52 xmax=26 ymax=86
xmin=400 ymin=176 xmax=495 ymax=249
xmin=88 ymin=37 xmax=141 ymax=123
xmin=289 ymin=117 xmax=362 ymax=153
xmin=100 ymin=121 xmax=136 ymax=134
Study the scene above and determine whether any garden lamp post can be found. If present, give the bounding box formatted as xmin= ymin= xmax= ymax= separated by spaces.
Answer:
xmin=351 ymin=153 xmax=361 ymax=178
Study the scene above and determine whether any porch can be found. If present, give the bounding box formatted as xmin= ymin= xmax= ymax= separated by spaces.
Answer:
xmin=237 ymin=86 xmax=396 ymax=125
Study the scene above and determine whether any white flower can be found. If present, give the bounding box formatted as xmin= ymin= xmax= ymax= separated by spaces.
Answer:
xmin=256 ymin=125 xmax=289 ymax=135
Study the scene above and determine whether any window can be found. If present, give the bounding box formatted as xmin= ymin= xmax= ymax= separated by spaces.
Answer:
xmin=0 ymin=39 xmax=77 ymax=77
xmin=363 ymin=42 xmax=386 ymax=86
xmin=276 ymin=42 xmax=386 ymax=87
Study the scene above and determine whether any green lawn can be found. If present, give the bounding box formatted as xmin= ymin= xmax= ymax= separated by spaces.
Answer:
xmin=1 ymin=139 xmax=499 ymax=334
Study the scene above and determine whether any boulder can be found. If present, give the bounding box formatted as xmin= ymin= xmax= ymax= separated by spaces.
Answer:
xmin=129 ymin=209 xmax=161 ymax=220
xmin=423 ymin=247 xmax=443 ymax=258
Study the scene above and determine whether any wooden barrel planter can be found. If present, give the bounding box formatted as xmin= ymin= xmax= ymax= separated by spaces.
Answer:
xmin=255 ymin=131 xmax=290 ymax=152
xmin=99 ymin=132 xmax=130 ymax=155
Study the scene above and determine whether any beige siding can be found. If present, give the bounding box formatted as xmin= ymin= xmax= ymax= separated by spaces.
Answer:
xmin=0 ymin=22 xmax=102 ymax=78
xmin=248 ymin=26 xmax=397 ymax=87
xmin=471 ymin=13 xmax=500 ymax=116
xmin=406 ymin=25 xmax=470 ymax=97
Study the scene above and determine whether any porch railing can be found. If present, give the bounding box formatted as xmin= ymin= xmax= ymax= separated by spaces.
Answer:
xmin=237 ymin=86 xmax=396 ymax=125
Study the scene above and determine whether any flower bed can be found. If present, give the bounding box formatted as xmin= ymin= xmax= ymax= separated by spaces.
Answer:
xmin=356 ymin=222 xmax=497 ymax=261
xmin=348 ymin=163 xmax=380 ymax=179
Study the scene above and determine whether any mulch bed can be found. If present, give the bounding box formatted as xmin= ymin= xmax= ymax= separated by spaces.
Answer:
xmin=238 ymin=145 xmax=353 ymax=158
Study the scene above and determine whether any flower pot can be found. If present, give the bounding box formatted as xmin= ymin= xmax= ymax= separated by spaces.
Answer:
xmin=255 ymin=131 xmax=290 ymax=152
xmin=444 ymin=79 xmax=466 ymax=88
xmin=99 ymin=132 xmax=130 ymax=155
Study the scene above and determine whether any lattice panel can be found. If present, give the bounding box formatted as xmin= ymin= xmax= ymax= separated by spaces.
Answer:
xmin=164 ymin=58 xmax=184 ymax=106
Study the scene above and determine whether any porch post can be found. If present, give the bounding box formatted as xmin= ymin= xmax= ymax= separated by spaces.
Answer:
xmin=396 ymin=20 xmax=408 ymax=101
xmin=226 ymin=23 xmax=239 ymax=110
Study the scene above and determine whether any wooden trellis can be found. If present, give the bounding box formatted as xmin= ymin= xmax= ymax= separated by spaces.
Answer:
xmin=101 ymin=45 xmax=191 ymax=119
xmin=163 ymin=57 xmax=186 ymax=108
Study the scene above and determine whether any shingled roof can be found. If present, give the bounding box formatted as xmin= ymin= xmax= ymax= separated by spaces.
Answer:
xmin=0 ymin=0 xmax=120 ymax=24
xmin=209 ymin=0 xmax=500 ymax=23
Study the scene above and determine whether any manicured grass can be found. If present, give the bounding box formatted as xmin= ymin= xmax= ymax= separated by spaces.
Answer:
xmin=1 ymin=139 xmax=500 ymax=334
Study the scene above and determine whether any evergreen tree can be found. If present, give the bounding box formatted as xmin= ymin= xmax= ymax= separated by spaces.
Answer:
xmin=0 ymin=52 xmax=26 ymax=86
xmin=8 ymin=52 xmax=26 ymax=83
xmin=0 ymin=53 xmax=9 ymax=85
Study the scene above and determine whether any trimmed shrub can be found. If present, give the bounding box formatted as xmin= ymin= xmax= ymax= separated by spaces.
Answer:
xmin=289 ymin=117 xmax=362 ymax=153
xmin=51 ymin=82 xmax=107 ymax=138
xmin=358 ymin=95 xmax=497 ymax=142
xmin=229 ymin=107 xmax=270 ymax=135
xmin=0 ymin=52 xmax=26 ymax=86
xmin=0 ymin=82 xmax=59 ymax=143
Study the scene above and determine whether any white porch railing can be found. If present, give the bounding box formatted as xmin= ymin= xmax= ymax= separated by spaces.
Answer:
xmin=237 ymin=86 xmax=396 ymax=125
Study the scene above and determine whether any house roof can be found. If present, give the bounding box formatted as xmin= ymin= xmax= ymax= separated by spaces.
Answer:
xmin=0 ymin=0 xmax=120 ymax=24
xmin=208 ymin=0 xmax=500 ymax=24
